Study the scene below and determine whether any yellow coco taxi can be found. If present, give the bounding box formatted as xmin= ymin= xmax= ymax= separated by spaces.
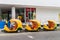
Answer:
xmin=4 ymin=19 xmax=23 ymax=33
xmin=25 ymin=20 xmax=41 ymax=32
xmin=43 ymin=20 xmax=57 ymax=31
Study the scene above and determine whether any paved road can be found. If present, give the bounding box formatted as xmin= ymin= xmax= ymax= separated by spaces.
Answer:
xmin=0 ymin=31 xmax=60 ymax=40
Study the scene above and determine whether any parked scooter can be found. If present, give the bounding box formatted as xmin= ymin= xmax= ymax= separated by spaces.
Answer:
xmin=43 ymin=20 xmax=57 ymax=31
xmin=25 ymin=20 xmax=41 ymax=32
xmin=4 ymin=19 xmax=23 ymax=33
xmin=3 ymin=19 xmax=57 ymax=33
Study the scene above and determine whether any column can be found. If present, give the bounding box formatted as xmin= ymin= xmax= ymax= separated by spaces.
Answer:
xmin=0 ymin=9 xmax=2 ymax=17
xmin=24 ymin=8 xmax=26 ymax=23
xmin=11 ymin=7 xmax=15 ymax=19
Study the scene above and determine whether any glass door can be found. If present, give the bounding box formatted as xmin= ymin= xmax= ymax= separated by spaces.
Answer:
xmin=16 ymin=8 xmax=25 ymax=23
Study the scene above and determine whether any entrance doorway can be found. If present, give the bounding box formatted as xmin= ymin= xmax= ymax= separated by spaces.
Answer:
xmin=16 ymin=8 xmax=25 ymax=23
xmin=1 ymin=9 xmax=11 ymax=21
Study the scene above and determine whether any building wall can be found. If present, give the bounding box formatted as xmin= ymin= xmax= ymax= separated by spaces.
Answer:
xmin=36 ymin=8 xmax=60 ymax=24
xmin=0 ymin=0 xmax=60 ymax=7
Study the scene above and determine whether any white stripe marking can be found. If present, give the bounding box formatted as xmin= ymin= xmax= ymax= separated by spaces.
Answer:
xmin=27 ymin=35 xmax=34 ymax=39
xmin=0 ymin=32 xmax=31 ymax=36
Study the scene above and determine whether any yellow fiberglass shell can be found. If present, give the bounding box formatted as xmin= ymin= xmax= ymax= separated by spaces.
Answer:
xmin=25 ymin=20 xmax=41 ymax=31
xmin=4 ymin=19 xmax=23 ymax=32
xmin=25 ymin=24 xmax=32 ymax=31
xmin=43 ymin=20 xmax=57 ymax=30
xmin=10 ymin=19 xmax=23 ymax=28
xmin=43 ymin=24 xmax=55 ymax=30
xmin=4 ymin=25 xmax=17 ymax=32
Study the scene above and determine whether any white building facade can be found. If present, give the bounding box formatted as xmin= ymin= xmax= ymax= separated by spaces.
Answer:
xmin=0 ymin=0 xmax=60 ymax=24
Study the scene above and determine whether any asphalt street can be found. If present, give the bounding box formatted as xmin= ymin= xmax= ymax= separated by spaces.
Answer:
xmin=0 ymin=31 xmax=60 ymax=40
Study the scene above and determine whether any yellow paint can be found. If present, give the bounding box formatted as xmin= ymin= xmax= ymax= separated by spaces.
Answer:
xmin=4 ymin=19 xmax=23 ymax=32
xmin=25 ymin=20 xmax=41 ymax=31
xmin=43 ymin=20 xmax=57 ymax=30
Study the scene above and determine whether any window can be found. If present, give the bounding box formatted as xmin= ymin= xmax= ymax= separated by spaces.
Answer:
xmin=26 ymin=8 xmax=36 ymax=22
xmin=1 ymin=9 xmax=11 ymax=21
